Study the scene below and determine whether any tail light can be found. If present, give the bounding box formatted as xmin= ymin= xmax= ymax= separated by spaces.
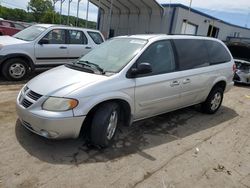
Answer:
xmin=233 ymin=63 xmax=237 ymax=72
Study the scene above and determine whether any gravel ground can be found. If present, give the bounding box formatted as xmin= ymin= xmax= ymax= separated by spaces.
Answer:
xmin=0 ymin=78 xmax=249 ymax=188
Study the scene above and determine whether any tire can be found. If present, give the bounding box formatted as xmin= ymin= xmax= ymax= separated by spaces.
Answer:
xmin=2 ymin=58 xmax=29 ymax=81
xmin=201 ymin=87 xmax=224 ymax=114
xmin=90 ymin=102 xmax=120 ymax=148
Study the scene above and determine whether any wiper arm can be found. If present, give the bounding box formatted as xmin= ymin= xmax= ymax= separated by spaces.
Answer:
xmin=75 ymin=60 xmax=105 ymax=74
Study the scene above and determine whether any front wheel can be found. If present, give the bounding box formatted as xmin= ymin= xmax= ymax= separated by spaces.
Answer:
xmin=90 ymin=102 xmax=120 ymax=148
xmin=2 ymin=58 xmax=29 ymax=81
xmin=201 ymin=87 xmax=224 ymax=114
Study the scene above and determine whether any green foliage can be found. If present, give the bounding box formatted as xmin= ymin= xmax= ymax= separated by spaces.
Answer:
xmin=28 ymin=0 xmax=53 ymax=22
xmin=0 ymin=2 xmax=96 ymax=29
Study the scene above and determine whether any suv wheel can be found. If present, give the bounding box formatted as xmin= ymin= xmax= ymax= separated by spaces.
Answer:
xmin=90 ymin=102 xmax=120 ymax=148
xmin=2 ymin=58 xmax=29 ymax=81
xmin=201 ymin=87 xmax=224 ymax=114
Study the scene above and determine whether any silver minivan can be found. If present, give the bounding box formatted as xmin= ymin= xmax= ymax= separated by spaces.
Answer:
xmin=16 ymin=35 xmax=234 ymax=147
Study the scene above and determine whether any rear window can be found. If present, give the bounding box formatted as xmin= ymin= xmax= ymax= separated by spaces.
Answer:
xmin=1 ymin=21 xmax=12 ymax=27
xmin=87 ymin=31 xmax=104 ymax=44
xmin=173 ymin=39 xmax=209 ymax=70
xmin=69 ymin=30 xmax=87 ymax=44
xmin=205 ymin=40 xmax=231 ymax=64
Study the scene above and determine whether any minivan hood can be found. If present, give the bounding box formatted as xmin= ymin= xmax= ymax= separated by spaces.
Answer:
xmin=0 ymin=36 xmax=28 ymax=45
xmin=27 ymin=66 xmax=107 ymax=96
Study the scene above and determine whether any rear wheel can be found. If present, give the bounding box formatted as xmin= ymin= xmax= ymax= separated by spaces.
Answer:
xmin=90 ymin=102 xmax=120 ymax=148
xmin=2 ymin=58 xmax=29 ymax=81
xmin=201 ymin=87 xmax=224 ymax=114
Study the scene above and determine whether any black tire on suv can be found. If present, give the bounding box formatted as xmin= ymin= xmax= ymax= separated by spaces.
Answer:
xmin=90 ymin=102 xmax=120 ymax=148
xmin=2 ymin=58 xmax=29 ymax=81
xmin=201 ymin=87 xmax=224 ymax=114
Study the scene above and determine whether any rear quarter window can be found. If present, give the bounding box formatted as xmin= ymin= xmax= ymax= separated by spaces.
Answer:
xmin=87 ymin=31 xmax=104 ymax=44
xmin=205 ymin=40 xmax=231 ymax=64
xmin=173 ymin=39 xmax=210 ymax=70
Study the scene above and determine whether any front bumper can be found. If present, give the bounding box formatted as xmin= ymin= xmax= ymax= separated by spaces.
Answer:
xmin=234 ymin=71 xmax=250 ymax=84
xmin=16 ymin=103 xmax=86 ymax=139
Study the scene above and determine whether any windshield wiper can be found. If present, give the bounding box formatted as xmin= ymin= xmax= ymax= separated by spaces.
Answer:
xmin=74 ymin=60 xmax=105 ymax=74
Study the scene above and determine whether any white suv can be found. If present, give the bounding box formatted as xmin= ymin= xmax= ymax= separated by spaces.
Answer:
xmin=0 ymin=24 xmax=104 ymax=80
xmin=16 ymin=35 xmax=234 ymax=147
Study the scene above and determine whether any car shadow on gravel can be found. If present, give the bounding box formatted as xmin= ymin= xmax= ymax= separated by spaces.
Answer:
xmin=15 ymin=106 xmax=238 ymax=165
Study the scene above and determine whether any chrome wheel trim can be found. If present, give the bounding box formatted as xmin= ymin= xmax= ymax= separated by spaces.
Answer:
xmin=9 ymin=63 xmax=26 ymax=79
xmin=211 ymin=92 xmax=222 ymax=111
xmin=106 ymin=110 xmax=118 ymax=140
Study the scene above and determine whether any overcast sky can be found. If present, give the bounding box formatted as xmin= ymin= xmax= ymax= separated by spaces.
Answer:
xmin=1 ymin=0 xmax=250 ymax=27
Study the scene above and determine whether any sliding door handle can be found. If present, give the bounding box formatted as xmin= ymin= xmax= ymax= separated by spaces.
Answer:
xmin=183 ymin=78 xmax=191 ymax=84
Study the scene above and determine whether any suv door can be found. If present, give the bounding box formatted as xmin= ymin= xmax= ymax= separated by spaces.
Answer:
xmin=35 ymin=29 xmax=68 ymax=66
xmin=173 ymin=39 xmax=212 ymax=107
xmin=134 ymin=40 xmax=182 ymax=120
xmin=67 ymin=29 xmax=92 ymax=63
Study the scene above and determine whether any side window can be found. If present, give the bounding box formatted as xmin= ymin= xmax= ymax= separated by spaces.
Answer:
xmin=87 ymin=31 xmax=104 ymax=44
xmin=69 ymin=30 xmax=87 ymax=44
xmin=137 ymin=40 xmax=175 ymax=76
xmin=42 ymin=29 xmax=66 ymax=44
xmin=173 ymin=39 xmax=209 ymax=70
xmin=205 ymin=40 xmax=231 ymax=64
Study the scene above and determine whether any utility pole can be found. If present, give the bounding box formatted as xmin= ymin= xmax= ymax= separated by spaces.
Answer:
xmin=245 ymin=12 xmax=250 ymax=28
xmin=53 ymin=0 xmax=59 ymax=24
xmin=96 ymin=0 xmax=101 ymax=30
xmin=85 ymin=0 xmax=89 ymax=28
xmin=76 ymin=0 xmax=82 ymax=26
xmin=168 ymin=0 xmax=171 ymax=34
xmin=67 ymin=0 xmax=73 ymax=25
xmin=60 ymin=0 xmax=66 ymax=24
xmin=184 ymin=0 xmax=193 ymax=34
xmin=107 ymin=0 xmax=113 ymax=38
xmin=0 ymin=0 xmax=2 ymax=16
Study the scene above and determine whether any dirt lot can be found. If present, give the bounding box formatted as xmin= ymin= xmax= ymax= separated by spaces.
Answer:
xmin=0 ymin=80 xmax=250 ymax=188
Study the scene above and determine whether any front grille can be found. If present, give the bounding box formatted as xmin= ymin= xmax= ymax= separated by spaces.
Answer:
xmin=27 ymin=90 xmax=42 ymax=101
xmin=21 ymin=98 xmax=33 ymax=108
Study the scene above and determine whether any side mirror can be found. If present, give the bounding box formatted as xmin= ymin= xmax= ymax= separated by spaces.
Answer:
xmin=39 ymin=38 xmax=49 ymax=45
xmin=130 ymin=63 xmax=152 ymax=77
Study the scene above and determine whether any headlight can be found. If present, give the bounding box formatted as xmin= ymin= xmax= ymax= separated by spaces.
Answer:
xmin=42 ymin=97 xmax=78 ymax=111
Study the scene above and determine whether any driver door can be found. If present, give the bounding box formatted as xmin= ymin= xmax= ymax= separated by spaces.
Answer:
xmin=35 ymin=29 xmax=69 ymax=66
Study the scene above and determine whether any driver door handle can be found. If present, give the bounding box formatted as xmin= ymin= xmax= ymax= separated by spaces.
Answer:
xmin=170 ymin=80 xmax=180 ymax=87
xmin=59 ymin=46 xmax=67 ymax=49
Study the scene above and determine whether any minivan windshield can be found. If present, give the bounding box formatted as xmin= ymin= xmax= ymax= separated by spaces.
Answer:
xmin=77 ymin=38 xmax=147 ymax=73
xmin=13 ymin=25 xmax=46 ymax=41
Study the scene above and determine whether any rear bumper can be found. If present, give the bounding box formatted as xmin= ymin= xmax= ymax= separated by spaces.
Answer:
xmin=16 ymin=103 xmax=86 ymax=139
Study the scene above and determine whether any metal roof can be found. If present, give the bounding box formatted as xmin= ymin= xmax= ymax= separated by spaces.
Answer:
xmin=89 ymin=0 xmax=164 ymax=15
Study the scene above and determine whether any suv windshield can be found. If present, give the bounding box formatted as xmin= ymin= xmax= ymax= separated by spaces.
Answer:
xmin=13 ymin=25 xmax=46 ymax=41
xmin=78 ymin=38 xmax=147 ymax=73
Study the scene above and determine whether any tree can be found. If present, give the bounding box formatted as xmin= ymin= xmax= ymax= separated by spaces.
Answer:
xmin=28 ymin=0 xmax=53 ymax=22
